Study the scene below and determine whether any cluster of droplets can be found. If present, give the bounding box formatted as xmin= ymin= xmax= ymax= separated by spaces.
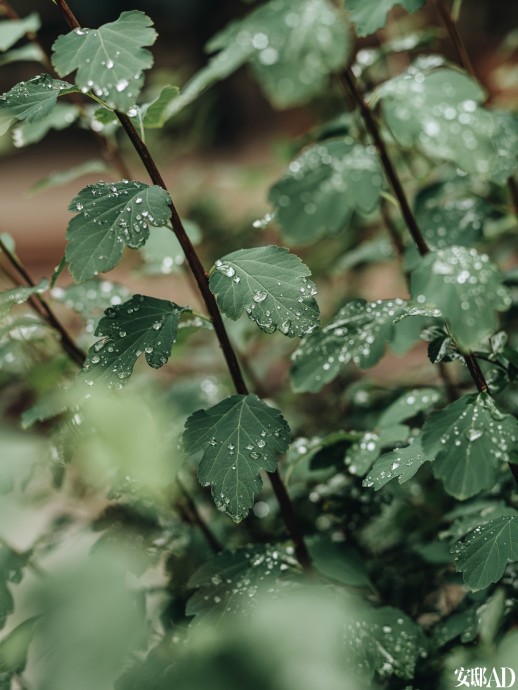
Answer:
xmin=363 ymin=439 xmax=424 ymax=491
xmin=345 ymin=432 xmax=380 ymax=476
xmin=419 ymin=194 xmax=485 ymax=250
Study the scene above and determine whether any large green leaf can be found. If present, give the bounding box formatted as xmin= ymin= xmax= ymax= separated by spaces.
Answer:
xmin=346 ymin=0 xmax=425 ymax=37
xmin=377 ymin=64 xmax=516 ymax=182
xmin=0 ymin=13 xmax=40 ymax=51
xmin=165 ymin=0 xmax=349 ymax=116
xmin=183 ymin=394 xmax=291 ymax=522
xmin=0 ymin=74 xmax=77 ymax=134
xmin=268 ymin=138 xmax=383 ymax=244
xmin=422 ymin=393 xmax=518 ymax=500
xmin=66 ymin=181 xmax=172 ymax=281
xmin=80 ymin=294 xmax=187 ymax=388
xmin=186 ymin=544 xmax=299 ymax=620
xmin=452 ymin=511 xmax=518 ymax=591
xmin=209 ymin=246 xmax=319 ymax=337
xmin=290 ymin=298 xmax=410 ymax=393
xmin=410 ymin=246 xmax=511 ymax=352
xmin=52 ymin=11 xmax=157 ymax=112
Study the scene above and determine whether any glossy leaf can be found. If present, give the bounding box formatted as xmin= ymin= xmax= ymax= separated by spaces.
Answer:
xmin=50 ymin=278 xmax=130 ymax=317
xmin=410 ymin=246 xmax=510 ymax=351
xmin=346 ymin=0 xmax=425 ymax=37
xmin=52 ymin=11 xmax=157 ymax=111
xmin=290 ymin=298 xmax=409 ymax=393
xmin=363 ymin=438 xmax=430 ymax=491
xmin=183 ymin=394 xmax=291 ymax=521
xmin=66 ymin=181 xmax=172 ymax=281
xmin=422 ymin=393 xmax=518 ymax=499
xmin=80 ymin=294 xmax=187 ymax=388
xmin=378 ymin=387 xmax=442 ymax=427
xmin=0 ymin=13 xmax=40 ymax=51
xmin=209 ymin=245 xmax=319 ymax=337
xmin=268 ymin=138 xmax=383 ymax=244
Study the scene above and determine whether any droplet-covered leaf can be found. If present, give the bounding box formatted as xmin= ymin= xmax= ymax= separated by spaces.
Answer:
xmin=344 ymin=432 xmax=381 ymax=476
xmin=66 ymin=180 xmax=172 ymax=281
xmin=269 ymin=138 xmax=383 ymax=244
xmin=12 ymin=102 xmax=79 ymax=147
xmin=290 ymin=298 xmax=409 ymax=393
xmin=30 ymin=159 xmax=109 ymax=194
xmin=422 ymin=393 xmax=518 ymax=500
xmin=0 ymin=13 xmax=40 ymax=52
xmin=452 ymin=511 xmax=518 ymax=591
xmin=140 ymin=220 xmax=200 ymax=275
xmin=410 ymin=246 xmax=511 ymax=352
xmin=378 ymin=388 xmax=442 ymax=427
xmin=346 ymin=0 xmax=425 ymax=37
xmin=209 ymin=245 xmax=319 ymax=337
xmin=186 ymin=544 xmax=299 ymax=620
xmin=52 ymin=11 xmax=157 ymax=111
xmin=363 ymin=438 xmax=430 ymax=490
xmin=377 ymin=64 xmax=516 ymax=182
xmin=51 ymin=278 xmax=130 ymax=318
xmin=0 ymin=279 xmax=48 ymax=319
xmin=183 ymin=394 xmax=291 ymax=522
xmin=80 ymin=294 xmax=186 ymax=388
xmin=0 ymin=74 xmax=76 ymax=134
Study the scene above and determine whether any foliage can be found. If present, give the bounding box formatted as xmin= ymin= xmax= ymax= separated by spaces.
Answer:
xmin=0 ymin=0 xmax=517 ymax=688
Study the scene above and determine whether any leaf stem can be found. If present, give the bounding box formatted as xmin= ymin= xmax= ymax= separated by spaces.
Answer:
xmin=53 ymin=0 xmax=313 ymax=572
xmin=176 ymin=477 xmax=223 ymax=553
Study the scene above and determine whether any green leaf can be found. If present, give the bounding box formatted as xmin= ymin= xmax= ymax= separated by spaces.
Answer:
xmin=186 ymin=544 xmax=299 ymax=620
xmin=344 ymin=432 xmax=381 ymax=476
xmin=363 ymin=438 xmax=430 ymax=491
xmin=66 ymin=180 xmax=172 ymax=281
xmin=290 ymin=298 xmax=409 ymax=393
xmin=0 ymin=13 xmax=40 ymax=51
xmin=140 ymin=220 xmax=201 ymax=275
xmin=452 ymin=512 xmax=518 ymax=590
xmin=308 ymin=537 xmax=371 ymax=587
xmin=378 ymin=64 xmax=513 ymax=182
xmin=12 ymin=102 xmax=79 ymax=147
xmin=209 ymin=245 xmax=319 ymax=337
xmin=0 ymin=617 xmax=38 ymax=674
xmin=0 ymin=547 xmax=25 ymax=629
xmin=166 ymin=0 xmax=350 ymax=116
xmin=52 ymin=11 xmax=157 ymax=112
xmin=378 ymin=387 xmax=442 ymax=427
xmin=50 ymin=278 xmax=130 ymax=317
xmin=30 ymin=159 xmax=109 ymax=194
xmin=410 ymin=246 xmax=511 ymax=351
xmin=80 ymin=294 xmax=187 ymax=388
xmin=346 ymin=0 xmax=425 ymax=37
xmin=0 ymin=43 xmax=44 ymax=68
xmin=0 ymin=279 xmax=48 ymax=318
xmin=268 ymin=138 xmax=383 ymax=244
xmin=136 ymin=85 xmax=180 ymax=129
xmin=0 ymin=74 xmax=77 ymax=134
xmin=422 ymin=393 xmax=518 ymax=500
xmin=183 ymin=394 xmax=291 ymax=522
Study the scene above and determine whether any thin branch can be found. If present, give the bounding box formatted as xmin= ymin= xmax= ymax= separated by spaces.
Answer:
xmin=176 ymin=477 xmax=223 ymax=553
xmin=0 ymin=236 xmax=86 ymax=367
xmin=53 ymin=0 xmax=313 ymax=573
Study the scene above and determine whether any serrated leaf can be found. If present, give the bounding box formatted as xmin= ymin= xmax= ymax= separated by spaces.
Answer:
xmin=290 ymin=298 xmax=409 ymax=393
xmin=183 ymin=394 xmax=291 ymax=521
xmin=268 ymin=138 xmax=383 ymax=244
xmin=410 ymin=246 xmax=511 ymax=351
xmin=30 ymin=159 xmax=109 ymax=194
xmin=378 ymin=388 xmax=442 ymax=427
xmin=80 ymin=294 xmax=187 ymax=388
xmin=186 ymin=544 xmax=299 ymax=620
xmin=0 ymin=279 xmax=48 ymax=318
xmin=0 ymin=74 xmax=76 ymax=134
xmin=52 ymin=11 xmax=157 ymax=112
xmin=209 ymin=246 xmax=319 ymax=337
xmin=377 ymin=64 xmax=513 ymax=182
xmin=346 ymin=0 xmax=425 ymax=37
xmin=65 ymin=180 xmax=172 ymax=281
xmin=0 ymin=13 xmax=40 ymax=51
xmin=422 ymin=393 xmax=518 ymax=500
xmin=363 ymin=438 xmax=430 ymax=490
xmin=12 ymin=102 xmax=79 ymax=147
xmin=344 ymin=606 xmax=427 ymax=679
xmin=140 ymin=220 xmax=200 ymax=275
xmin=452 ymin=512 xmax=518 ymax=590
xmin=0 ymin=43 xmax=44 ymax=68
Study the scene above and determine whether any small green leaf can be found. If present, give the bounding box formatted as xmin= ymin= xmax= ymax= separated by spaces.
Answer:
xmin=452 ymin=512 xmax=518 ymax=590
xmin=52 ymin=11 xmax=157 ymax=112
xmin=363 ymin=438 xmax=430 ymax=490
xmin=422 ymin=393 xmax=518 ymax=499
xmin=269 ymin=138 xmax=383 ymax=244
xmin=186 ymin=544 xmax=299 ymax=620
xmin=0 ymin=13 xmax=40 ymax=52
xmin=140 ymin=220 xmax=200 ymax=275
xmin=209 ymin=245 xmax=319 ymax=337
xmin=0 ymin=617 xmax=38 ymax=674
xmin=66 ymin=180 xmax=172 ymax=281
xmin=0 ymin=547 xmax=25 ymax=629
xmin=140 ymin=85 xmax=180 ymax=128
xmin=80 ymin=294 xmax=187 ymax=388
xmin=0 ymin=74 xmax=76 ymax=134
xmin=183 ymin=394 xmax=291 ymax=522
xmin=410 ymin=246 xmax=511 ymax=352
xmin=12 ymin=102 xmax=79 ymax=147
xmin=0 ymin=279 xmax=48 ymax=318
xmin=346 ymin=0 xmax=425 ymax=37
xmin=290 ymin=298 xmax=409 ymax=393
xmin=0 ymin=43 xmax=44 ymax=68
xmin=344 ymin=432 xmax=380 ymax=476
xmin=51 ymin=278 xmax=130 ymax=317
xmin=378 ymin=388 xmax=442 ymax=427
xmin=30 ymin=159 xmax=109 ymax=194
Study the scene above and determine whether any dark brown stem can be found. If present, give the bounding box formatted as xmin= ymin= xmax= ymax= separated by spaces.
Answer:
xmin=339 ymin=69 xmax=430 ymax=256
xmin=380 ymin=198 xmax=405 ymax=258
xmin=176 ymin=477 xmax=223 ymax=553
xmin=0 ymin=237 xmax=86 ymax=367
xmin=438 ymin=362 xmax=458 ymax=402
xmin=54 ymin=1 xmax=312 ymax=572
xmin=433 ymin=0 xmax=476 ymax=79
xmin=507 ymin=176 xmax=518 ymax=217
